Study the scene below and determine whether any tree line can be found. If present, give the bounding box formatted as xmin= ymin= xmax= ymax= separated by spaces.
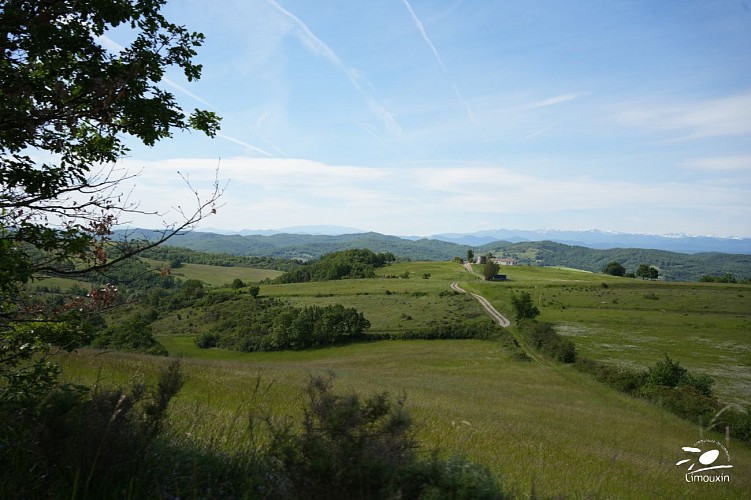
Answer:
xmin=272 ymin=249 xmax=395 ymax=283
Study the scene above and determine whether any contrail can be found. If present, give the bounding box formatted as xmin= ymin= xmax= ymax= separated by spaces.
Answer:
xmin=401 ymin=0 xmax=446 ymax=71
xmin=217 ymin=133 xmax=274 ymax=157
xmin=400 ymin=0 xmax=479 ymax=128
xmin=97 ymin=34 xmax=274 ymax=157
xmin=266 ymin=0 xmax=402 ymax=135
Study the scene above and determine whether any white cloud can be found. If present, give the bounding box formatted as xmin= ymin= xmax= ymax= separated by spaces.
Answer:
xmin=524 ymin=93 xmax=580 ymax=109
xmin=616 ymin=91 xmax=751 ymax=139
xmin=683 ymin=155 xmax=751 ymax=172
xmin=116 ymin=156 xmax=751 ymax=237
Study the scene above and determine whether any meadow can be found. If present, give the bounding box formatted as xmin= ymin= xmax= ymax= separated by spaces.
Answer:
xmin=143 ymin=259 xmax=284 ymax=286
xmin=59 ymin=260 xmax=751 ymax=497
xmin=461 ymin=265 xmax=751 ymax=406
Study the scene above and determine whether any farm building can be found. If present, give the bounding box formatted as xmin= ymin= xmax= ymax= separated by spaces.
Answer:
xmin=491 ymin=258 xmax=516 ymax=266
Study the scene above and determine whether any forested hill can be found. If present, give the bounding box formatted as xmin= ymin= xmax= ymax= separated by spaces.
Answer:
xmin=477 ymin=240 xmax=751 ymax=282
xmin=139 ymin=230 xmax=469 ymax=262
xmin=121 ymin=230 xmax=751 ymax=282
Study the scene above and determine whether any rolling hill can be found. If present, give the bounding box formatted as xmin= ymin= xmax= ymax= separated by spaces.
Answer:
xmin=119 ymin=230 xmax=751 ymax=282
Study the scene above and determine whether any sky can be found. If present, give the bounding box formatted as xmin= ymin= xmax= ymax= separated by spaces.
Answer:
xmin=113 ymin=0 xmax=751 ymax=237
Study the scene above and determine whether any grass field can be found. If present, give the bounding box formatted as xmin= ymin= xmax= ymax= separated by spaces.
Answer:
xmin=141 ymin=258 xmax=283 ymax=286
xmin=59 ymin=340 xmax=750 ymax=498
xmin=59 ymin=260 xmax=751 ymax=497
xmin=460 ymin=266 xmax=751 ymax=406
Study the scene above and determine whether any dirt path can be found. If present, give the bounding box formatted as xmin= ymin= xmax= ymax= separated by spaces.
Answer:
xmin=451 ymin=282 xmax=510 ymax=327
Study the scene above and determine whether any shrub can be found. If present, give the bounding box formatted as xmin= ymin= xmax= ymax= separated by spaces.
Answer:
xmin=92 ymin=316 xmax=168 ymax=356
xmin=511 ymin=292 xmax=540 ymax=321
xmin=574 ymin=358 xmax=646 ymax=395
xmin=0 ymin=360 xmax=183 ymax=498
xmin=524 ymin=322 xmax=576 ymax=363
xmin=194 ymin=332 xmax=220 ymax=348
xmin=266 ymin=375 xmax=506 ymax=499
xmin=638 ymin=385 xmax=719 ymax=424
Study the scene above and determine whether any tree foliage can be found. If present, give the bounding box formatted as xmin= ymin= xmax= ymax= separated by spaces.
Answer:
xmin=483 ymin=260 xmax=500 ymax=280
xmin=195 ymin=300 xmax=371 ymax=352
xmin=510 ymin=292 xmax=540 ymax=321
xmin=602 ymin=261 xmax=626 ymax=276
xmin=273 ymin=249 xmax=396 ymax=283
xmin=636 ymin=264 xmax=659 ymax=280
xmin=1 ymin=0 xmax=220 ymax=432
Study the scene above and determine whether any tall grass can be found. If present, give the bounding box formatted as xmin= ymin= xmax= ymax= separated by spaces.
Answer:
xmin=59 ymin=341 xmax=751 ymax=498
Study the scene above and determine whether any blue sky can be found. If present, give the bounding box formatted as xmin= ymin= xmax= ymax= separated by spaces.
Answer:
xmin=116 ymin=0 xmax=750 ymax=237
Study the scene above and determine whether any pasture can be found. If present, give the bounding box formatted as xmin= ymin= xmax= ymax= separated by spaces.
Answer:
xmin=60 ymin=339 xmax=751 ymax=498
xmin=59 ymin=260 xmax=751 ymax=497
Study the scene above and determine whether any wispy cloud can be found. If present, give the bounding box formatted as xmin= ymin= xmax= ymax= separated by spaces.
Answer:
xmin=123 ymin=156 xmax=751 ymax=237
xmin=683 ymin=155 xmax=751 ymax=172
xmin=265 ymin=0 xmax=401 ymax=135
xmin=617 ymin=91 xmax=751 ymax=139
xmin=525 ymin=93 xmax=580 ymax=109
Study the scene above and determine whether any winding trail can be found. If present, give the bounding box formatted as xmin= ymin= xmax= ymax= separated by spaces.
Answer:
xmin=451 ymin=282 xmax=510 ymax=327
xmin=453 ymin=265 xmax=550 ymax=365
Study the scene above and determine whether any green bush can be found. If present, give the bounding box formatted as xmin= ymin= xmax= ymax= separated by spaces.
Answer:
xmin=645 ymin=355 xmax=714 ymax=396
xmin=511 ymin=292 xmax=540 ymax=321
xmin=523 ymin=322 xmax=576 ymax=363
xmin=0 ymin=360 xmax=183 ymax=498
xmin=638 ymin=384 xmax=719 ymax=424
xmin=266 ymin=375 xmax=506 ymax=499
xmin=92 ymin=315 xmax=168 ymax=356
xmin=574 ymin=358 xmax=646 ymax=395
xmin=194 ymin=332 xmax=220 ymax=348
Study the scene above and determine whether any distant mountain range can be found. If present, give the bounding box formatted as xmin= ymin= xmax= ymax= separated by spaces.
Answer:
xmin=198 ymin=226 xmax=751 ymax=255
xmin=427 ymin=229 xmax=751 ymax=254
xmin=120 ymin=227 xmax=751 ymax=282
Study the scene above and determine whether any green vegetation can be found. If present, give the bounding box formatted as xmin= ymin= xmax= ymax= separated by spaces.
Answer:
xmin=602 ymin=261 xmax=626 ymax=276
xmin=6 ymin=218 xmax=751 ymax=498
xmin=2 ymin=358 xmax=504 ymax=498
xmin=479 ymin=240 xmax=751 ymax=281
xmin=272 ymin=248 xmax=395 ymax=283
xmin=58 ymin=340 xmax=751 ymax=498
xmin=510 ymin=292 xmax=540 ymax=321
xmin=483 ymin=259 xmax=500 ymax=280
xmin=155 ymin=232 xmax=751 ymax=281
xmin=194 ymin=301 xmax=371 ymax=351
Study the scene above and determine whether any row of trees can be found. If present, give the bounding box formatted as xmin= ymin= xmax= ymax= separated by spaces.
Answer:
xmin=273 ymin=249 xmax=395 ymax=283
xmin=196 ymin=302 xmax=371 ymax=352
xmin=602 ymin=261 xmax=659 ymax=279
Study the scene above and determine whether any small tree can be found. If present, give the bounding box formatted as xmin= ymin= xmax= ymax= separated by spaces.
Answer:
xmin=511 ymin=292 xmax=540 ymax=321
xmin=602 ymin=261 xmax=626 ymax=277
xmin=483 ymin=260 xmax=500 ymax=280
xmin=636 ymin=264 xmax=659 ymax=280
xmin=467 ymin=249 xmax=474 ymax=262
xmin=231 ymin=278 xmax=245 ymax=289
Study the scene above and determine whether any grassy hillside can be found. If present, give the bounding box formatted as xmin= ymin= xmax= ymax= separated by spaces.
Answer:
xmin=461 ymin=264 xmax=751 ymax=406
xmin=144 ymin=261 xmax=749 ymax=404
xmin=57 ymin=261 xmax=750 ymax=497
xmin=59 ymin=340 xmax=750 ymax=498
xmin=117 ymin=231 xmax=751 ymax=281
xmin=479 ymin=240 xmax=751 ymax=281
xmin=142 ymin=259 xmax=283 ymax=287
